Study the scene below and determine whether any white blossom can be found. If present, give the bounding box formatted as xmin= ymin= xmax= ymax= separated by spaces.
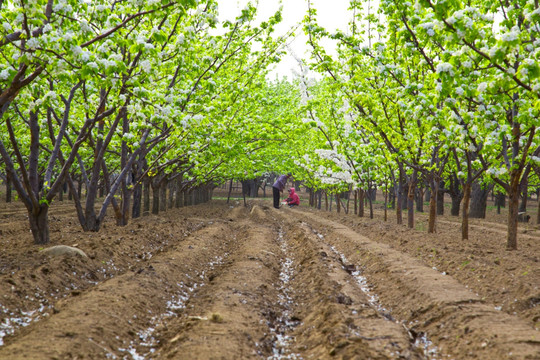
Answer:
xmin=140 ymin=60 xmax=151 ymax=73
xmin=27 ymin=37 xmax=39 ymax=49
xmin=436 ymin=62 xmax=453 ymax=74
xmin=0 ymin=68 xmax=11 ymax=80
xmin=501 ymin=27 xmax=520 ymax=42
xmin=477 ymin=82 xmax=488 ymax=93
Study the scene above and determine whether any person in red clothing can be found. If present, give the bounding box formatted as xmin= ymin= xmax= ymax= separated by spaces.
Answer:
xmin=272 ymin=173 xmax=292 ymax=208
xmin=285 ymin=188 xmax=300 ymax=207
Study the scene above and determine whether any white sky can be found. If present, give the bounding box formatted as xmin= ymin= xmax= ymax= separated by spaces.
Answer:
xmin=217 ymin=0 xmax=353 ymax=79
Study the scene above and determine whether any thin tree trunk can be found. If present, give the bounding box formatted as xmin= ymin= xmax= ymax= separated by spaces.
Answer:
xmin=5 ymin=174 xmax=11 ymax=203
xmin=407 ymin=172 xmax=417 ymax=229
xmin=358 ymin=189 xmax=365 ymax=217
xmin=462 ymin=183 xmax=472 ymax=240
xmin=518 ymin=179 xmax=528 ymax=213
xmin=368 ymin=188 xmax=374 ymax=219
xmin=428 ymin=178 xmax=438 ymax=233
xmin=227 ymin=179 xmax=233 ymax=204
xmin=384 ymin=188 xmax=388 ymax=222
xmin=437 ymin=188 xmax=444 ymax=215
xmin=143 ymin=177 xmax=150 ymax=216
xmin=175 ymin=177 xmax=183 ymax=208
xmin=132 ymin=180 xmax=142 ymax=219
xmin=152 ymin=182 xmax=160 ymax=215
xmin=159 ymin=179 xmax=167 ymax=212
xmin=507 ymin=180 xmax=520 ymax=250
xmin=396 ymin=175 xmax=404 ymax=225
xmin=416 ymin=188 xmax=424 ymax=212
xmin=58 ymin=183 xmax=64 ymax=202
xmin=325 ymin=192 xmax=328 ymax=211
xmin=536 ymin=193 xmax=540 ymax=225
xmin=354 ymin=189 xmax=358 ymax=215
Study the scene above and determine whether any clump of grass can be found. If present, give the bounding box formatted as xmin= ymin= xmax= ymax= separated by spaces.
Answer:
xmin=210 ymin=313 xmax=224 ymax=323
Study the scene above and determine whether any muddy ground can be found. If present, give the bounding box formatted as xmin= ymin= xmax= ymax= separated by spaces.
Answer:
xmin=0 ymin=192 xmax=539 ymax=359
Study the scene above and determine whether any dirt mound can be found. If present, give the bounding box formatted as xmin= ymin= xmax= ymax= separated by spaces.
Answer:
xmin=0 ymin=199 xmax=538 ymax=359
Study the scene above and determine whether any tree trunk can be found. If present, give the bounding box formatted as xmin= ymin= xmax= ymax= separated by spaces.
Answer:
xmin=168 ymin=180 xmax=175 ymax=209
xmin=428 ymin=178 xmax=438 ymax=233
xmin=450 ymin=195 xmax=461 ymax=216
xmin=5 ymin=174 xmax=12 ymax=203
xmin=77 ymin=180 xmax=82 ymax=199
xmin=384 ymin=188 xmax=388 ymax=222
xmin=416 ymin=188 xmax=424 ymax=213
xmin=346 ymin=186 xmax=351 ymax=214
xmin=143 ymin=177 xmax=150 ymax=216
xmin=358 ymin=189 xmax=365 ymax=217
xmin=329 ymin=194 xmax=333 ymax=212
xmin=495 ymin=192 xmax=506 ymax=214
xmin=28 ymin=205 xmax=50 ymax=245
xmin=175 ymin=177 xmax=183 ymax=208
xmin=402 ymin=185 xmax=408 ymax=210
xmin=469 ymin=181 xmax=490 ymax=218
xmin=152 ymin=182 xmax=160 ymax=215
xmin=159 ymin=180 xmax=167 ymax=212
xmin=119 ymin=181 xmax=131 ymax=226
xmin=132 ymin=180 xmax=142 ymax=219
xmin=325 ymin=192 xmax=328 ymax=211
xmin=227 ymin=179 xmax=233 ymax=204
xmin=507 ymin=177 xmax=520 ymax=250
xmin=99 ymin=180 xmax=105 ymax=198
xmin=436 ymin=188 xmax=444 ymax=215
xmin=58 ymin=183 xmax=64 ymax=202
xmin=368 ymin=187 xmax=374 ymax=219
xmin=407 ymin=171 xmax=417 ymax=229
xmin=336 ymin=193 xmax=341 ymax=213
xmin=536 ymin=193 xmax=540 ymax=225
xmin=447 ymin=174 xmax=463 ymax=217
xmin=461 ymin=183 xmax=472 ymax=240
xmin=354 ymin=190 xmax=358 ymax=215
xmin=518 ymin=179 xmax=528 ymax=213
xmin=396 ymin=182 xmax=403 ymax=225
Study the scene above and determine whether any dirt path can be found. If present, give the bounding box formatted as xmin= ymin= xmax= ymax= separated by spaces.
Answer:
xmin=0 ymin=200 xmax=539 ymax=359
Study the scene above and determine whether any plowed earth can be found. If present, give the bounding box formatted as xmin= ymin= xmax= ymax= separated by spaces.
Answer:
xmin=0 ymin=196 xmax=539 ymax=359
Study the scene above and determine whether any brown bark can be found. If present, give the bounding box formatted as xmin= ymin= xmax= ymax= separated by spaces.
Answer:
xmin=428 ymin=179 xmax=438 ymax=233
xmin=354 ymin=190 xmax=358 ymax=215
xmin=507 ymin=176 xmax=520 ymax=250
xmin=28 ymin=205 xmax=49 ymax=245
xmin=358 ymin=189 xmax=365 ymax=217
xmin=462 ymin=183 xmax=472 ymax=240
xmin=5 ymin=174 xmax=11 ymax=203
xmin=175 ymin=177 xmax=183 ymax=208
xmin=143 ymin=177 xmax=150 ymax=216
xmin=159 ymin=180 xmax=167 ymax=212
xmin=152 ymin=182 xmax=160 ymax=215
xmin=407 ymin=176 xmax=416 ymax=229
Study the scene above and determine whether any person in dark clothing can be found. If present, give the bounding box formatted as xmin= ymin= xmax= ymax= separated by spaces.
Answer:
xmin=285 ymin=188 xmax=300 ymax=207
xmin=272 ymin=173 xmax=291 ymax=209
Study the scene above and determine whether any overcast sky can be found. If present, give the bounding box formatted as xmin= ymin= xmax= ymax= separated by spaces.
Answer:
xmin=217 ymin=0 xmax=352 ymax=79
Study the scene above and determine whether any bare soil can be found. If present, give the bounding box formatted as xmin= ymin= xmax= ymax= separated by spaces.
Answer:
xmin=0 ymin=193 xmax=538 ymax=359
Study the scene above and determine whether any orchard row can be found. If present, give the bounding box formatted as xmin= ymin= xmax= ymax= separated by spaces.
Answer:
xmin=0 ymin=1 xmax=539 ymax=250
